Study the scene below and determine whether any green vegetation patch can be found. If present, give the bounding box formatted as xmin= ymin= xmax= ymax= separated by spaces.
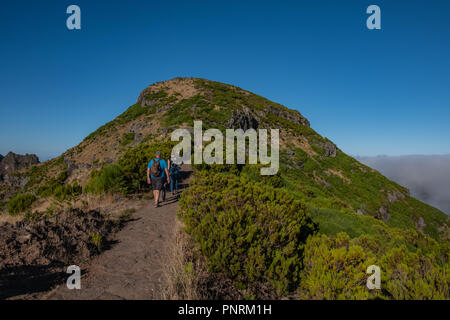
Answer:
xmin=179 ymin=171 xmax=318 ymax=295
xmin=299 ymin=231 xmax=449 ymax=299
xmin=120 ymin=132 xmax=135 ymax=146
xmin=84 ymin=164 xmax=123 ymax=195
xmin=7 ymin=193 xmax=37 ymax=215
xmin=84 ymin=141 xmax=174 ymax=195
xmin=163 ymin=94 xmax=232 ymax=128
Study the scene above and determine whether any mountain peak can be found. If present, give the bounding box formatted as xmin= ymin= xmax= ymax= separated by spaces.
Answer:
xmin=138 ymin=77 xmax=202 ymax=106
xmin=137 ymin=77 xmax=310 ymax=129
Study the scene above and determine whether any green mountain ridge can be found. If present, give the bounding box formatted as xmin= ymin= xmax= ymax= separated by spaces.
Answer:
xmin=3 ymin=77 xmax=448 ymax=239
xmin=1 ymin=77 xmax=448 ymax=299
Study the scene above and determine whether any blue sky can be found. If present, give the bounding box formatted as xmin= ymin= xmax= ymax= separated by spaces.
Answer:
xmin=1 ymin=0 xmax=449 ymax=160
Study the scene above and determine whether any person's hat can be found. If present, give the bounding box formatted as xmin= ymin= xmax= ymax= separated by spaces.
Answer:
xmin=155 ymin=151 xmax=162 ymax=156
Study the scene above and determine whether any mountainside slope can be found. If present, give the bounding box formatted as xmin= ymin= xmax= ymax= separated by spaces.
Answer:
xmin=8 ymin=77 xmax=447 ymax=238
xmin=1 ymin=78 xmax=449 ymax=299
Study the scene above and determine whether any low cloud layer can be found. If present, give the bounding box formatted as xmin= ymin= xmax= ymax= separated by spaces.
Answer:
xmin=357 ymin=154 xmax=450 ymax=215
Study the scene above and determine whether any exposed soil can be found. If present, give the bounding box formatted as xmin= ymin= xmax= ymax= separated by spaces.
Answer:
xmin=41 ymin=195 xmax=180 ymax=299
xmin=0 ymin=209 xmax=117 ymax=299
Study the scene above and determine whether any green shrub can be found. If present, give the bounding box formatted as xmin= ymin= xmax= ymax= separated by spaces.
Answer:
xmin=37 ymin=168 xmax=68 ymax=197
xmin=299 ymin=231 xmax=449 ymax=299
xmin=84 ymin=141 xmax=174 ymax=195
xmin=179 ymin=171 xmax=317 ymax=295
xmin=36 ymin=168 xmax=81 ymax=200
xmin=91 ymin=233 xmax=104 ymax=252
xmin=120 ymin=132 xmax=135 ymax=146
xmin=84 ymin=164 xmax=123 ymax=194
xmin=7 ymin=193 xmax=37 ymax=215
xmin=118 ymin=141 xmax=174 ymax=193
xmin=52 ymin=182 xmax=82 ymax=200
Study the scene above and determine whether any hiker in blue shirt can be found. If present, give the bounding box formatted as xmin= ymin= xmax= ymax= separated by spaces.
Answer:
xmin=147 ymin=151 xmax=169 ymax=208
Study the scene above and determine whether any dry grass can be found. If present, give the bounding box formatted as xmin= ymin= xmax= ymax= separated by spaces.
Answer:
xmin=162 ymin=218 xmax=248 ymax=300
xmin=69 ymin=193 xmax=148 ymax=218
xmin=280 ymin=133 xmax=318 ymax=158
xmin=325 ymin=169 xmax=351 ymax=184
xmin=162 ymin=219 xmax=206 ymax=300
xmin=148 ymin=78 xmax=201 ymax=103
xmin=0 ymin=213 xmax=22 ymax=224
xmin=0 ymin=192 xmax=149 ymax=224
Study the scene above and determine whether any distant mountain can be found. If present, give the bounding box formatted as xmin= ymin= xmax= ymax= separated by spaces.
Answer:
xmin=357 ymin=155 xmax=450 ymax=215
xmin=0 ymin=152 xmax=39 ymax=177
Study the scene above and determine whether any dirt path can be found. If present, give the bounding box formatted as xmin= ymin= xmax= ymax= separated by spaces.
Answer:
xmin=40 ymin=168 xmax=190 ymax=300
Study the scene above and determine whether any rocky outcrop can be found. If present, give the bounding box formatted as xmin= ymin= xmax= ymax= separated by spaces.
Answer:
xmin=387 ymin=190 xmax=406 ymax=203
xmin=315 ymin=141 xmax=338 ymax=157
xmin=226 ymin=111 xmax=259 ymax=130
xmin=129 ymin=121 xmax=148 ymax=144
xmin=265 ymin=105 xmax=310 ymax=127
xmin=0 ymin=152 xmax=39 ymax=178
xmin=377 ymin=206 xmax=390 ymax=222
xmin=416 ymin=217 xmax=426 ymax=231
xmin=137 ymin=93 xmax=160 ymax=107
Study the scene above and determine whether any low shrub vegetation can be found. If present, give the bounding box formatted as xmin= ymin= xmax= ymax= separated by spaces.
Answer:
xmin=299 ymin=231 xmax=449 ymax=299
xmin=7 ymin=193 xmax=36 ymax=215
xmin=84 ymin=164 xmax=123 ymax=194
xmin=179 ymin=171 xmax=318 ymax=296
xmin=37 ymin=168 xmax=82 ymax=200
xmin=180 ymin=165 xmax=449 ymax=299
xmin=84 ymin=141 xmax=174 ymax=194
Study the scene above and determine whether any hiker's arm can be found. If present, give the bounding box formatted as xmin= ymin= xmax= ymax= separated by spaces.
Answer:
xmin=165 ymin=168 xmax=170 ymax=183
xmin=147 ymin=168 xmax=151 ymax=184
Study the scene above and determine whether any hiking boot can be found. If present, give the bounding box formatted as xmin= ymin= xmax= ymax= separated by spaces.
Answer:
xmin=154 ymin=203 xmax=159 ymax=208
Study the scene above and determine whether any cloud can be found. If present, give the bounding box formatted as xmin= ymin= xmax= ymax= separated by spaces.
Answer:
xmin=356 ymin=154 xmax=450 ymax=215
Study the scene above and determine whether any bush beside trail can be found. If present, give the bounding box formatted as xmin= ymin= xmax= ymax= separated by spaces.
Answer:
xmin=179 ymin=171 xmax=318 ymax=297
xmin=178 ymin=169 xmax=450 ymax=299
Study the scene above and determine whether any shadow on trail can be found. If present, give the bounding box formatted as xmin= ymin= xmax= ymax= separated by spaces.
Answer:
xmin=0 ymin=264 xmax=66 ymax=299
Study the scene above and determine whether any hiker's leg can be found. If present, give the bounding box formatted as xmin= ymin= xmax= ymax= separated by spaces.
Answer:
xmin=170 ymin=175 xmax=174 ymax=193
xmin=154 ymin=190 xmax=160 ymax=204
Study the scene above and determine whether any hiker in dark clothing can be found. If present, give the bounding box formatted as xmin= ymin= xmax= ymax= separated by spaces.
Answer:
xmin=147 ymin=151 xmax=169 ymax=208
xmin=169 ymin=159 xmax=181 ymax=195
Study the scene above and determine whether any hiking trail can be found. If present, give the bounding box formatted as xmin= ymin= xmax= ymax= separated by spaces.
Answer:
xmin=40 ymin=166 xmax=191 ymax=300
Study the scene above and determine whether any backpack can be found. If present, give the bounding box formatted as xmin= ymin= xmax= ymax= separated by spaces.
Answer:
xmin=150 ymin=158 xmax=162 ymax=177
xmin=169 ymin=164 xmax=179 ymax=176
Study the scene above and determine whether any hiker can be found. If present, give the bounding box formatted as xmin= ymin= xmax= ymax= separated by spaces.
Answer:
xmin=147 ymin=151 xmax=170 ymax=208
xmin=169 ymin=158 xmax=181 ymax=195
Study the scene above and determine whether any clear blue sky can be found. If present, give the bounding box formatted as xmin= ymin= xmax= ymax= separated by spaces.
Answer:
xmin=1 ymin=0 xmax=449 ymax=160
